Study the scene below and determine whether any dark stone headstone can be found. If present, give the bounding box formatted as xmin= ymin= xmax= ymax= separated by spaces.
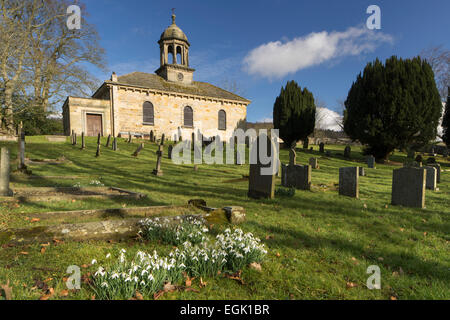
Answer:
xmin=367 ymin=155 xmax=376 ymax=168
xmin=168 ymin=145 xmax=173 ymax=160
xmin=423 ymin=166 xmax=437 ymax=191
xmin=95 ymin=144 xmax=101 ymax=157
xmin=344 ymin=146 xmax=351 ymax=158
xmin=427 ymin=163 xmax=441 ymax=183
xmin=153 ymin=145 xmax=163 ymax=176
xmin=106 ymin=134 xmax=111 ymax=148
xmin=160 ymin=134 xmax=165 ymax=146
xmin=391 ymin=167 xmax=425 ymax=208
xmin=284 ymin=164 xmax=311 ymax=190
xmin=319 ymin=142 xmax=325 ymax=153
xmin=97 ymin=133 xmax=101 ymax=145
xmin=359 ymin=167 xmax=365 ymax=177
xmin=132 ymin=143 xmax=144 ymax=157
xmin=81 ymin=132 xmax=86 ymax=150
xmin=339 ymin=167 xmax=359 ymax=198
xmin=112 ymin=137 xmax=118 ymax=151
xmin=289 ymin=148 xmax=296 ymax=166
xmin=248 ymin=134 xmax=276 ymax=199
xmin=150 ymin=130 xmax=154 ymax=142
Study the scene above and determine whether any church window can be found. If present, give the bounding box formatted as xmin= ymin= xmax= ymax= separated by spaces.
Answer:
xmin=218 ymin=110 xmax=226 ymax=130
xmin=184 ymin=106 xmax=193 ymax=127
xmin=143 ymin=101 xmax=154 ymax=125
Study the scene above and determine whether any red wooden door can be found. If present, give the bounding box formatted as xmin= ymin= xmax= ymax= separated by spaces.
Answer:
xmin=86 ymin=114 xmax=102 ymax=136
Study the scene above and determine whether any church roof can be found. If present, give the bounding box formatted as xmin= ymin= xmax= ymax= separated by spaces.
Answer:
xmin=109 ymin=72 xmax=250 ymax=104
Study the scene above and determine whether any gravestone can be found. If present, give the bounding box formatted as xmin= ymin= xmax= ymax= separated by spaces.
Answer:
xmin=339 ymin=167 xmax=359 ymax=198
xmin=168 ymin=145 xmax=173 ymax=160
xmin=359 ymin=167 xmax=365 ymax=177
xmin=150 ymin=130 xmax=154 ymax=142
xmin=0 ymin=148 xmax=13 ymax=196
xmin=289 ymin=148 xmax=296 ymax=166
xmin=319 ymin=142 xmax=325 ymax=153
xmin=427 ymin=163 xmax=441 ymax=183
xmin=160 ymin=134 xmax=165 ymax=146
xmin=367 ymin=155 xmax=376 ymax=168
xmin=391 ymin=167 xmax=425 ymax=208
xmin=112 ymin=137 xmax=118 ymax=151
xmin=179 ymin=135 xmax=183 ymax=142
xmin=344 ymin=146 xmax=351 ymax=159
xmin=309 ymin=157 xmax=319 ymax=169
xmin=284 ymin=165 xmax=311 ymax=190
xmin=426 ymin=157 xmax=436 ymax=165
xmin=106 ymin=134 xmax=111 ymax=148
xmin=153 ymin=145 xmax=163 ymax=176
xmin=17 ymin=130 xmax=26 ymax=172
xmin=281 ymin=163 xmax=288 ymax=186
xmin=191 ymin=132 xmax=195 ymax=151
xmin=128 ymin=132 xmax=132 ymax=143
xmin=95 ymin=143 xmax=101 ymax=157
xmin=71 ymin=130 xmax=74 ymax=145
xmin=326 ymin=150 xmax=331 ymax=157
xmin=132 ymin=143 xmax=144 ymax=157
xmin=415 ymin=154 xmax=423 ymax=165
xmin=81 ymin=132 xmax=86 ymax=150
xmin=73 ymin=132 xmax=77 ymax=145
xmin=423 ymin=166 xmax=437 ymax=191
xmin=248 ymin=134 xmax=276 ymax=199
xmin=407 ymin=149 xmax=415 ymax=159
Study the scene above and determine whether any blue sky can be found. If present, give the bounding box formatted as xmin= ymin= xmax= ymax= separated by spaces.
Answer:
xmin=83 ymin=0 xmax=450 ymax=124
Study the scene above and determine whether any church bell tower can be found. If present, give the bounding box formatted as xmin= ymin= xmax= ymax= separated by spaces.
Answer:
xmin=155 ymin=12 xmax=195 ymax=85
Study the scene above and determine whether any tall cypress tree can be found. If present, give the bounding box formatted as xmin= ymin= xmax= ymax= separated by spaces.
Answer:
xmin=273 ymin=81 xmax=316 ymax=148
xmin=442 ymin=90 xmax=450 ymax=147
xmin=344 ymin=56 xmax=442 ymax=161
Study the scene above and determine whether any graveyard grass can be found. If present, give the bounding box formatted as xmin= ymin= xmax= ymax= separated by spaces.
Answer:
xmin=0 ymin=136 xmax=449 ymax=300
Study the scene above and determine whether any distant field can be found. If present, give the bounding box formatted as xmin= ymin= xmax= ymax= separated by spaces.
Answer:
xmin=0 ymin=136 xmax=448 ymax=300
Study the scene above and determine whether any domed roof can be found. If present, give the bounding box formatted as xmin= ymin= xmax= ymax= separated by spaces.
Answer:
xmin=160 ymin=14 xmax=189 ymax=44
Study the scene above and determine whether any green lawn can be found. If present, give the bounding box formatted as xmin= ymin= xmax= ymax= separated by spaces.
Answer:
xmin=0 ymin=136 xmax=449 ymax=300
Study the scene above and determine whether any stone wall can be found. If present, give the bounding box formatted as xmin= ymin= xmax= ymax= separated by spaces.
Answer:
xmin=63 ymin=97 xmax=111 ymax=136
xmin=114 ymin=87 xmax=247 ymax=141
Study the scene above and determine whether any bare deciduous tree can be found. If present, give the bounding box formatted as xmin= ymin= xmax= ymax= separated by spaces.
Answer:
xmin=420 ymin=45 xmax=450 ymax=99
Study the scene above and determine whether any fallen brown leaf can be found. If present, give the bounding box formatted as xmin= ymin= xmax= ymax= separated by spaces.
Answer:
xmin=200 ymin=277 xmax=207 ymax=288
xmin=0 ymin=280 xmax=13 ymax=300
xmin=40 ymin=247 xmax=46 ymax=254
xmin=135 ymin=291 xmax=144 ymax=300
xmin=163 ymin=282 xmax=176 ymax=292
xmin=20 ymin=251 xmax=29 ymax=255
xmin=346 ymin=282 xmax=358 ymax=288
xmin=59 ymin=290 xmax=69 ymax=297
xmin=31 ymin=218 xmax=40 ymax=223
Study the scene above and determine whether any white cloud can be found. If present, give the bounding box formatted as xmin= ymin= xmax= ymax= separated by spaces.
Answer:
xmin=244 ymin=26 xmax=394 ymax=79
xmin=316 ymin=107 xmax=342 ymax=131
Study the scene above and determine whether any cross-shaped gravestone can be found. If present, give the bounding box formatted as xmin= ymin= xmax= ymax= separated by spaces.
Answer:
xmin=153 ymin=145 xmax=164 ymax=176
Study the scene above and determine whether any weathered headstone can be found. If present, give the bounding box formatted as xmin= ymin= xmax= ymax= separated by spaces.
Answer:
xmin=95 ymin=143 xmax=101 ymax=157
xmin=284 ymin=164 xmax=311 ymax=190
xmin=191 ymin=132 xmax=195 ymax=151
xmin=344 ymin=146 xmax=351 ymax=158
xmin=423 ymin=166 xmax=437 ymax=191
xmin=106 ymin=134 xmax=111 ymax=148
xmin=71 ymin=130 xmax=74 ymax=145
xmin=150 ymin=130 xmax=154 ymax=142
xmin=359 ymin=167 xmax=365 ymax=177
xmin=289 ymin=148 xmax=296 ymax=166
xmin=339 ymin=167 xmax=359 ymax=198
xmin=281 ymin=163 xmax=288 ymax=186
xmin=326 ymin=150 xmax=331 ymax=157
xmin=0 ymin=148 xmax=13 ymax=196
xmin=427 ymin=163 xmax=441 ymax=183
xmin=128 ymin=132 xmax=132 ymax=143
xmin=168 ymin=145 xmax=173 ymax=160
xmin=248 ymin=134 xmax=276 ymax=199
xmin=367 ymin=155 xmax=376 ymax=168
xmin=153 ymin=145 xmax=163 ymax=176
xmin=319 ymin=142 xmax=325 ymax=153
xmin=81 ymin=132 xmax=86 ymax=150
xmin=391 ymin=167 xmax=425 ymax=208
xmin=112 ymin=137 xmax=118 ymax=151
xmin=415 ymin=154 xmax=423 ymax=165
xmin=73 ymin=132 xmax=77 ymax=145
xmin=97 ymin=133 xmax=101 ymax=145
xmin=407 ymin=149 xmax=415 ymax=159
xmin=132 ymin=143 xmax=144 ymax=157
xmin=309 ymin=157 xmax=319 ymax=169
xmin=160 ymin=134 xmax=165 ymax=146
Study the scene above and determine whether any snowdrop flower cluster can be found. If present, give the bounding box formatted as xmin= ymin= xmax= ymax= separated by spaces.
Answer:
xmin=139 ymin=216 xmax=209 ymax=245
xmin=216 ymin=228 xmax=268 ymax=271
xmin=92 ymin=224 xmax=267 ymax=300
xmin=91 ymin=250 xmax=184 ymax=300
xmin=89 ymin=180 xmax=105 ymax=186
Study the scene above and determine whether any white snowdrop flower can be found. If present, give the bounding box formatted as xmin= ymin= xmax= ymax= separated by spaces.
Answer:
xmin=106 ymin=253 xmax=111 ymax=259
xmin=101 ymin=282 xmax=109 ymax=288
xmin=111 ymin=273 xmax=119 ymax=279
xmin=140 ymin=280 xmax=146 ymax=286
xmin=134 ymin=276 xmax=139 ymax=283
xmin=125 ymin=277 xmax=132 ymax=282
xmin=148 ymin=274 xmax=154 ymax=281
xmin=178 ymin=263 xmax=186 ymax=268
xmin=91 ymin=259 xmax=97 ymax=265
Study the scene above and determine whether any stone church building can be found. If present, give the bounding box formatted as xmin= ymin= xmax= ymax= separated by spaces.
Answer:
xmin=62 ymin=14 xmax=250 ymax=142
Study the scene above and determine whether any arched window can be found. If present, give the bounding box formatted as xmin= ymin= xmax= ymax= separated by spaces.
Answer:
xmin=176 ymin=46 xmax=182 ymax=65
xmin=218 ymin=110 xmax=226 ymax=130
xmin=184 ymin=106 xmax=193 ymax=127
xmin=143 ymin=101 xmax=154 ymax=125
